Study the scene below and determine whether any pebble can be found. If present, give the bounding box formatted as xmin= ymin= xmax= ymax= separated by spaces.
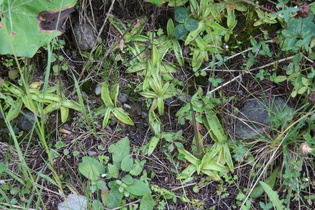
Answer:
xmin=73 ymin=23 xmax=97 ymax=50
xmin=118 ymin=93 xmax=129 ymax=103
xmin=17 ymin=110 xmax=36 ymax=132
xmin=234 ymin=97 xmax=292 ymax=139
xmin=95 ymin=84 xmax=101 ymax=95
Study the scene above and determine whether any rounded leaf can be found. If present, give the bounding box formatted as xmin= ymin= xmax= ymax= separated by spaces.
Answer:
xmin=174 ymin=24 xmax=187 ymax=40
xmin=184 ymin=18 xmax=199 ymax=31
xmin=175 ymin=7 xmax=188 ymax=23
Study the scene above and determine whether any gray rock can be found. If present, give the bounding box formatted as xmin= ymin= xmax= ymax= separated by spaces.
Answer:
xmin=18 ymin=110 xmax=35 ymax=132
xmin=118 ymin=93 xmax=129 ymax=103
xmin=235 ymin=97 xmax=292 ymax=139
xmin=73 ymin=23 xmax=96 ymax=50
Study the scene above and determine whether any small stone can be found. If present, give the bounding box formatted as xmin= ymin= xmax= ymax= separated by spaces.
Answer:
xmin=118 ymin=93 xmax=129 ymax=103
xmin=123 ymin=104 xmax=131 ymax=109
xmin=18 ymin=110 xmax=36 ymax=132
xmin=234 ymin=97 xmax=292 ymax=139
xmin=73 ymin=23 xmax=96 ymax=50
xmin=95 ymin=84 xmax=101 ymax=95
xmin=164 ymin=97 xmax=174 ymax=105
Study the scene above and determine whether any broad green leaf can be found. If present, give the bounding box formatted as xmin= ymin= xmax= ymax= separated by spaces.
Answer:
xmin=108 ymin=164 xmax=119 ymax=178
xmin=101 ymin=185 xmax=109 ymax=207
xmin=174 ymin=24 xmax=187 ymax=40
xmin=184 ymin=18 xmax=199 ymax=31
xmin=79 ymin=160 xmax=101 ymax=181
xmin=82 ymin=157 xmax=105 ymax=174
xmin=121 ymin=155 xmax=134 ymax=172
xmin=107 ymin=184 xmax=124 ymax=209
xmin=125 ymin=179 xmax=151 ymax=196
xmin=130 ymin=160 xmax=146 ymax=176
xmin=175 ymin=7 xmax=188 ymax=23
xmin=0 ymin=0 xmax=77 ymax=57
xmin=260 ymin=181 xmax=284 ymax=210
xmin=122 ymin=174 xmax=134 ymax=185
xmin=108 ymin=137 xmax=130 ymax=166
xmin=298 ymin=86 xmax=308 ymax=94
xmin=140 ymin=192 xmax=156 ymax=210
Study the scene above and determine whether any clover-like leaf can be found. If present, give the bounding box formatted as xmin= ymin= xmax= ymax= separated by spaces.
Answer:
xmin=175 ymin=7 xmax=188 ymax=23
xmin=184 ymin=18 xmax=199 ymax=31
xmin=174 ymin=24 xmax=187 ymax=40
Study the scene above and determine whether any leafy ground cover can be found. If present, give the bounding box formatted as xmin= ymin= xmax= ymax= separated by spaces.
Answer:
xmin=1 ymin=0 xmax=315 ymax=209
